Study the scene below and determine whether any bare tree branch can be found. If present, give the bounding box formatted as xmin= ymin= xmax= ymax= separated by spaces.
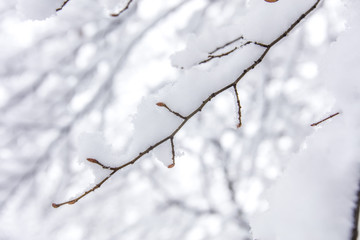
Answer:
xmin=310 ymin=112 xmax=340 ymax=126
xmin=87 ymin=158 xmax=116 ymax=170
xmin=196 ymin=40 xmax=268 ymax=67
xmin=56 ymin=0 xmax=70 ymax=12
xmin=169 ymin=137 xmax=176 ymax=168
xmin=209 ymin=36 xmax=244 ymax=54
xmin=53 ymin=0 xmax=322 ymax=208
xmin=156 ymin=102 xmax=186 ymax=119
xmin=110 ymin=0 xmax=134 ymax=17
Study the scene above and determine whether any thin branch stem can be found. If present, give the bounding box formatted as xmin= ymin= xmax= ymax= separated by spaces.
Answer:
xmin=156 ymin=102 xmax=186 ymax=119
xmin=310 ymin=112 xmax=340 ymax=126
xmin=209 ymin=36 xmax=244 ymax=54
xmin=56 ymin=0 xmax=70 ymax=12
xmin=199 ymin=41 xmax=266 ymax=66
xmin=53 ymin=0 xmax=321 ymax=208
xmin=200 ymin=47 xmax=238 ymax=65
xmin=87 ymin=158 xmax=116 ymax=170
xmin=233 ymin=85 xmax=242 ymax=128
xmin=168 ymin=137 xmax=176 ymax=168
xmin=110 ymin=0 xmax=134 ymax=17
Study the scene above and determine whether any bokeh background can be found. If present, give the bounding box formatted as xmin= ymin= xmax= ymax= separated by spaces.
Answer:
xmin=0 ymin=0 xmax=345 ymax=239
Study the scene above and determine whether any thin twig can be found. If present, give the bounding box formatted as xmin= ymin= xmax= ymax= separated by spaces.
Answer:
xmin=87 ymin=158 xmax=116 ymax=170
xmin=110 ymin=0 xmax=134 ymax=17
xmin=199 ymin=41 xmax=266 ymax=66
xmin=200 ymin=47 xmax=238 ymax=65
xmin=53 ymin=0 xmax=321 ymax=208
xmin=156 ymin=102 xmax=186 ymax=119
xmin=310 ymin=112 xmax=340 ymax=126
xmin=233 ymin=85 xmax=242 ymax=128
xmin=168 ymin=137 xmax=175 ymax=168
xmin=56 ymin=0 xmax=70 ymax=12
xmin=209 ymin=36 xmax=244 ymax=54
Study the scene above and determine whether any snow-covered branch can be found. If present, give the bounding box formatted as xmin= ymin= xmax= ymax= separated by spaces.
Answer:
xmin=53 ymin=0 xmax=322 ymax=208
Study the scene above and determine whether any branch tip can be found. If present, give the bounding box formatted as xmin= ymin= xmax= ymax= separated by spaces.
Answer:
xmin=87 ymin=158 xmax=98 ymax=164
xmin=157 ymin=102 xmax=186 ymax=119
xmin=52 ymin=203 xmax=59 ymax=208
xmin=156 ymin=102 xmax=166 ymax=107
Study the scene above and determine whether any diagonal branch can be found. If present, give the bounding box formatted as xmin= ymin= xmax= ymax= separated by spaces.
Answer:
xmin=56 ymin=0 xmax=70 ymax=12
xmin=310 ymin=112 xmax=340 ymax=126
xmin=110 ymin=0 xmax=134 ymax=17
xmin=209 ymin=36 xmax=244 ymax=54
xmin=53 ymin=0 xmax=322 ymax=208
xmin=200 ymin=46 xmax=239 ymax=65
xmin=233 ymin=85 xmax=242 ymax=128
xmin=199 ymin=41 xmax=267 ymax=66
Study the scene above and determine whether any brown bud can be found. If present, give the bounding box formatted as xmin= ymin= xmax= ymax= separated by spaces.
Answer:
xmin=168 ymin=163 xmax=175 ymax=168
xmin=52 ymin=203 xmax=59 ymax=208
xmin=237 ymin=123 xmax=242 ymax=128
xmin=87 ymin=158 xmax=98 ymax=164
xmin=265 ymin=0 xmax=279 ymax=2
xmin=156 ymin=102 xmax=166 ymax=107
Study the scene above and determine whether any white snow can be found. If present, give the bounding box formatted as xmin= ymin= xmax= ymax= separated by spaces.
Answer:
xmin=171 ymin=0 xmax=318 ymax=69
xmin=76 ymin=0 xmax=328 ymax=172
xmin=16 ymin=0 xmax=63 ymax=20
xmin=250 ymin=1 xmax=360 ymax=240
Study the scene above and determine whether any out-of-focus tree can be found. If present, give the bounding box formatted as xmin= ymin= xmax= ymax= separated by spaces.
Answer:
xmin=1 ymin=0 xmax=357 ymax=240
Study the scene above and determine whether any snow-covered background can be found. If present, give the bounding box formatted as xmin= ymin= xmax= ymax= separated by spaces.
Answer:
xmin=0 ymin=0 xmax=358 ymax=239
xmin=251 ymin=1 xmax=360 ymax=240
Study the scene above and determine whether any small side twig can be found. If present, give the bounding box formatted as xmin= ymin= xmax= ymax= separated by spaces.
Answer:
xmin=56 ymin=0 xmax=70 ymax=12
xmin=110 ymin=0 xmax=134 ymax=17
xmin=310 ymin=112 xmax=340 ymax=126
xmin=209 ymin=36 xmax=244 ymax=54
xmin=199 ymin=41 xmax=267 ymax=66
xmin=87 ymin=158 xmax=116 ymax=170
xmin=199 ymin=47 xmax=238 ymax=65
xmin=168 ymin=137 xmax=176 ymax=168
xmin=156 ymin=102 xmax=186 ymax=119
xmin=233 ymin=85 xmax=242 ymax=128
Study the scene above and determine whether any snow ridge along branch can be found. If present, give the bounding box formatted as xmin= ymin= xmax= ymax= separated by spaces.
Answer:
xmin=52 ymin=0 xmax=322 ymax=208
